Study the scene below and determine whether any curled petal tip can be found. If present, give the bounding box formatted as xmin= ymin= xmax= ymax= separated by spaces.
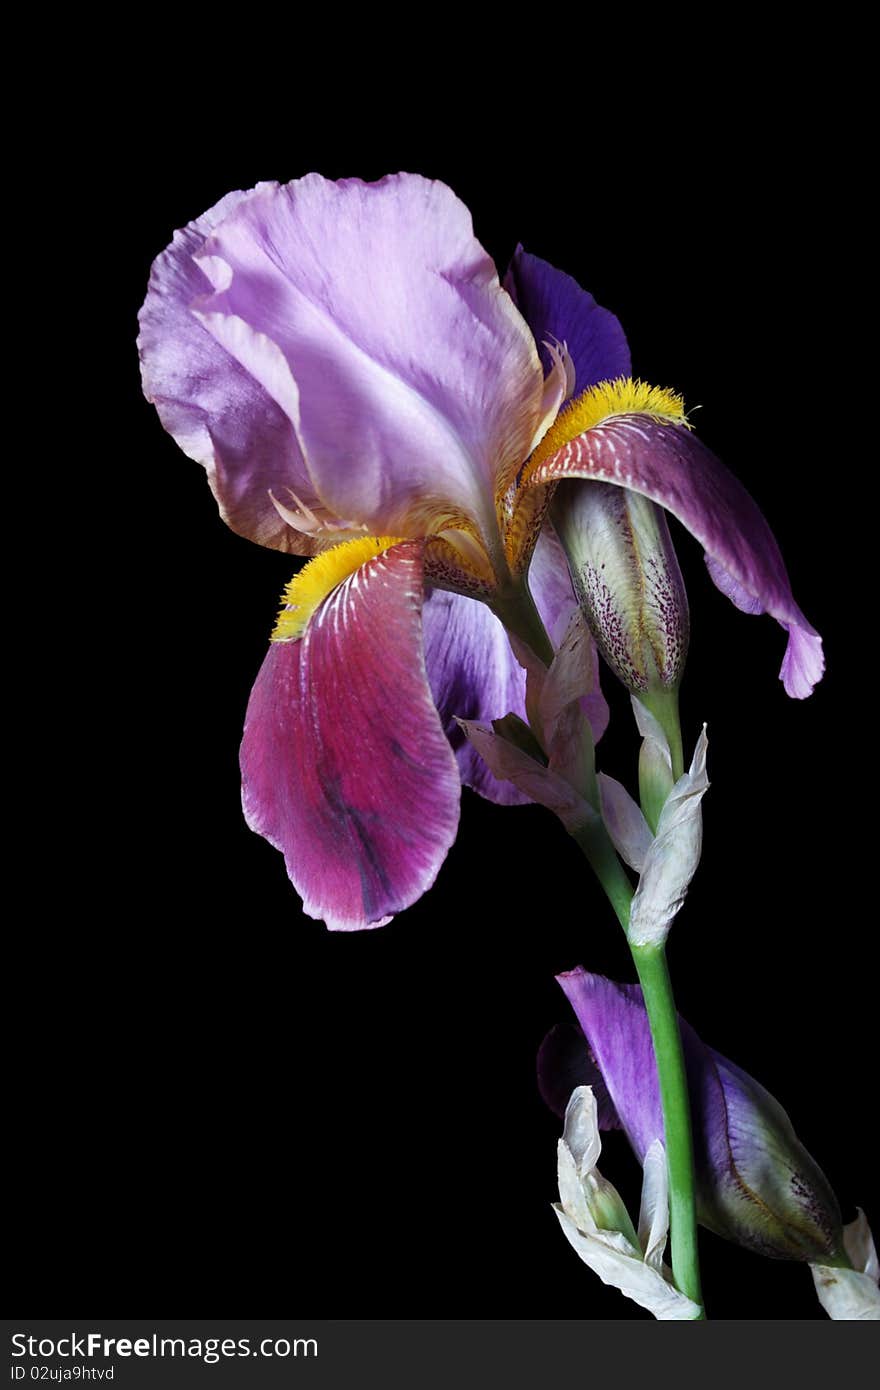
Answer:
xmin=780 ymin=623 xmax=825 ymax=699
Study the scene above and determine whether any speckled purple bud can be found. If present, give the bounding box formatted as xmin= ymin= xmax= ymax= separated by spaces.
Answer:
xmin=548 ymin=971 xmax=845 ymax=1265
xmin=551 ymin=481 xmax=689 ymax=696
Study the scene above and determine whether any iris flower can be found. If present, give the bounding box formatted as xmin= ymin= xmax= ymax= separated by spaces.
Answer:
xmin=138 ymin=173 xmax=822 ymax=931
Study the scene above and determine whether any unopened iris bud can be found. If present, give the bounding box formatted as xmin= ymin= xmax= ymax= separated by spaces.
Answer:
xmin=551 ymin=481 xmax=689 ymax=698
xmin=545 ymin=971 xmax=848 ymax=1267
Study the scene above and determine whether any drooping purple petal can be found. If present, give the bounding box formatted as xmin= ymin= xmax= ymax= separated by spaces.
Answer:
xmin=190 ymin=174 xmax=547 ymax=546
xmin=704 ymin=552 xmax=765 ymax=614
xmin=240 ymin=541 xmax=460 ymax=931
xmin=504 ymin=246 xmax=632 ymax=394
xmin=527 ymin=418 xmax=823 ymax=696
xmin=137 ymin=185 xmax=326 ymax=555
xmin=779 ymin=624 xmax=825 ymax=700
xmin=707 ymin=547 xmax=824 ymax=695
xmin=555 ymin=969 xmax=842 ymax=1261
xmin=557 ymin=971 xmax=667 ymax=1161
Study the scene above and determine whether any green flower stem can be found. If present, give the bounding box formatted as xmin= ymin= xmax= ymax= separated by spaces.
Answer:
xmin=491 ymin=581 xmax=557 ymax=735
xmin=570 ymin=819 xmax=634 ymax=933
xmin=630 ymin=941 xmax=704 ymax=1314
xmin=569 ymin=825 xmax=704 ymax=1314
xmin=500 ymin=581 xmax=704 ymax=1314
xmin=490 ymin=582 xmax=556 ymax=667
xmin=638 ymin=748 xmax=674 ymax=836
xmin=641 ymin=686 xmax=686 ymax=780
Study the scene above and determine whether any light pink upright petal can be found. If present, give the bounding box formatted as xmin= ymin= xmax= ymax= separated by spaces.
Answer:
xmin=528 ymin=418 xmax=823 ymax=697
xmin=191 ymin=174 xmax=546 ymax=545
xmin=530 ymin=529 xmax=610 ymax=743
xmin=137 ymin=185 xmax=325 ymax=554
xmin=240 ymin=542 xmax=460 ymax=930
xmin=528 ymin=526 xmax=580 ymax=645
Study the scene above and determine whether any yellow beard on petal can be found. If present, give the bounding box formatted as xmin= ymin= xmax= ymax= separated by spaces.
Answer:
xmin=271 ymin=535 xmax=407 ymax=641
xmin=525 ymin=377 xmax=690 ymax=476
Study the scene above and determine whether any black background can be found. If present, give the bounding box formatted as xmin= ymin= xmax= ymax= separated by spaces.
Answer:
xmin=12 ymin=55 xmax=873 ymax=1322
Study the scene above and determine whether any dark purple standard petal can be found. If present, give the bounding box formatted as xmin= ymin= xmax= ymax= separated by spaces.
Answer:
xmin=555 ymin=969 xmax=843 ymax=1261
xmin=504 ymin=246 xmax=632 ymax=393
xmin=527 ymin=418 xmax=823 ymax=697
xmin=536 ymin=1022 xmax=621 ymax=1129
xmin=240 ymin=542 xmax=460 ymax=930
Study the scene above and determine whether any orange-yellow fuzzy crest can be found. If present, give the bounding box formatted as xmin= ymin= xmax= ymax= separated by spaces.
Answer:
xmin=527 ymin=377 xmax=689 ymax=475
xmin=272 ymin=536 xmax=407 ymax=641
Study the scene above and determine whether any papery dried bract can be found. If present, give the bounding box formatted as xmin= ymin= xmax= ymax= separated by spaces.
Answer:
xmin=554 ymin=1086 xmax=702 ymax=1320
xmin=810 ymin=1211 xmax=880 ymax=1320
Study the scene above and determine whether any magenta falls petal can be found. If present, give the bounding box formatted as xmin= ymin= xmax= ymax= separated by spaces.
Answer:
xmin=240 ymin=542 xmax=460 ymax=930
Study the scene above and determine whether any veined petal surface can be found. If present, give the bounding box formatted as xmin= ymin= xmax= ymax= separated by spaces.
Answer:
xmin=138 ymin=185 xmax=325 ymax=555
xmin=240 ymin=541 xmax=460 ymax=930
xmin=526 ymin=417 xmax=823 ymax=696
xmin=422 ymin=589 xmax=530 ymax=806
xmin=191 ymin=174 xmax=547 ymax=546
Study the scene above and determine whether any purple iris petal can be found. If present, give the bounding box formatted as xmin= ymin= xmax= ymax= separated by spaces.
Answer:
xmin=704 ymin=552 xmax=765 ymax=615
xmin=528 ymin=418 xmax=823 ymax=697
xmin=705 ymin=555 xmax=824 ymax=699
xmin=423 ymin=533 xmax=609 ymax=806
xmin=504 ymin=246 xmax=632 ymax=393
xmin=240 ymin=542 xmax=460 ymax=931
xmin=188 ymin=174 xmax=546 ymax=546
xmin=422 ymin=589 xmax=531 ymax=806
xmin=138 ymin=185 xmax=325 ymax=555
xmin=555 ymin=969 xmax=842 ymax=1260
